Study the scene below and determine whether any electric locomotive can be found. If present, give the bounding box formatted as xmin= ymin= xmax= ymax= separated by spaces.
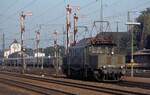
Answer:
xmin=62 ymin=36 xmax=125 ymax=81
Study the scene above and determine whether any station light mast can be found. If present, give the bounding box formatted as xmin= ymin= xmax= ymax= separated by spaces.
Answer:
xmin=126 ymin=22 xmax=140 ymax=77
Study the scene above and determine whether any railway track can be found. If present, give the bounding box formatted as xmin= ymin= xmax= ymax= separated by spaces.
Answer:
xmin=0 ymin=71 xmax=150 ymax=95
xmin=114 ymin=80 xmax=150 ymax=90
xmin=0 ymin=73 xmax=75 ymax=95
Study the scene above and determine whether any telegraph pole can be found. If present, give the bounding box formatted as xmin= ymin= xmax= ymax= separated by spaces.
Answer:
xmin=36 ymin=30 xmax=40 ymax=68
xmin=63 ymin=26 xmax=65 ymax=46
xmin=53 ymin=30 xmax=59 ymax=76
xmin=73 ymin=13 xmax=78 ymax=45
xmin=2 ymin=33 xmax=5 ymax=66
xmin=41 ymin=48 xmax=44 ymax=70
xmin=37 ymin=24 xmax=41 ymax=68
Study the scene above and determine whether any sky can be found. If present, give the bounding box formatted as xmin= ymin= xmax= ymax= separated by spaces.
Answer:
xmin=0 ymin=0 xmax=150 ymax=49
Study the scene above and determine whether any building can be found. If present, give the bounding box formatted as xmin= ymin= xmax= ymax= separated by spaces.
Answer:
xmin=4 ymin=49 xmax=10 ymax=58
xmin=4 ymin=40 xmax=21 ymax=58
xmin=10 ymin=40 xmax=21 ymax=54
xmin=34 ymin=52 xmax=45 ymax=57
xmin=4 ymin=40 xmax=46 ymax=58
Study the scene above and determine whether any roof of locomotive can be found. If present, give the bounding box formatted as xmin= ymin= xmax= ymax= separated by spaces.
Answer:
xmin=70 ymin=36 xmax=116 ymax=48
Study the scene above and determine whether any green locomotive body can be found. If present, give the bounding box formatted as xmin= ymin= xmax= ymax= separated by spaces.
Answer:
xmin=62 ymin=37 xmax=125 ymax=81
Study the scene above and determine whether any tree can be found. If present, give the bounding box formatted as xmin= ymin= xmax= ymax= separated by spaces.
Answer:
xmin=44 ymin=46 xmax=65 ymax=57
xmin=119 ymin=33 xmax=131 ymax=54
xmin=135 ymin=8 xmax=150 ymax=49
xmin=44 ymin=46 xmax=55 ymax=56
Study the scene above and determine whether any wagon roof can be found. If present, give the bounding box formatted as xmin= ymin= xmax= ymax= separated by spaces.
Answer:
xmin=134 ymin=49 xmax=150 ymax=55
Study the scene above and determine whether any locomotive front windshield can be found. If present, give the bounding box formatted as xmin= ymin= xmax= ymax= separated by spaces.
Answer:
xmin=89 ymin=46 xmax=114 ymax=54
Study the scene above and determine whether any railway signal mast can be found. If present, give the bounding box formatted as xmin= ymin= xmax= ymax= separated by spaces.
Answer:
xmin=36 ymin=29 xmax=40 ymax=68
xmin=20 ymin=11 xmax=32 ymax=74
xmin=66 ymin=4 xmax=72 ymax=77
xmin=73 ymin=13 xmax=78 ymax=45
xmin=66 ymin=4 xmax=72 ymax=53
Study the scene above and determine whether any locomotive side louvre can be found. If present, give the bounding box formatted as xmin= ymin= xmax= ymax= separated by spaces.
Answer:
xmin=68 ymin=46 xmax=85 ymax=70
xmin=89 ymin=54 xmax=98 ymax=69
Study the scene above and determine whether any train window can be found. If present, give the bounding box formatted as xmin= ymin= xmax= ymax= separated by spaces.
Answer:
xmin=89 ymin=46 xmax=102 ymax=54
xmin=89 ymin=46 xmax=92 ymax=52
xmin=89 ymin=46 xmax=95 ymax=53
xmin=92 ymin=47 xmax=97 ymax=53
xmin=99 ymin=47 xmax=102 ymax=54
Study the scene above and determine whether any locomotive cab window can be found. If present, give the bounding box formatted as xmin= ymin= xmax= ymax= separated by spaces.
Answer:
xmin=88 ymin=45 xmax=115 ymax=54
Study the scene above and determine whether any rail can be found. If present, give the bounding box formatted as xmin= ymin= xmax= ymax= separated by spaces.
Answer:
xmin=0 ymin=71 xmax=149 ymax=95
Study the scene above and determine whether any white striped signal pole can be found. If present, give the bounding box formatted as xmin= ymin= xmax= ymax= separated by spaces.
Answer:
xmin=70 ymin=5 xmax=80 ymax=46
xmin=66 ymin=4 xmax=72 ymax=54
xmin=66 ymin=4 xmax=72 ymax=77
xmin=20 ymin=11 xmax=32 ymax=74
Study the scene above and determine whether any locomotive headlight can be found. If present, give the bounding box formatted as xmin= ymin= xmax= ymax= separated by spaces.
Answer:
xmin=111 ymin=51 xmax=114 ymax=55
xmin=121 ymin=66 xmax=124 ymax=69
xmin=103 ymin=65 xmax=106 ymax=69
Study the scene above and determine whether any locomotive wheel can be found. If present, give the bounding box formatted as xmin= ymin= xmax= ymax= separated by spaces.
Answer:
xmin=93 ymin=70 xmax=104 ymax=81
xmin=110 ymin=73 xmax=116 ymax=80
xmin=114 ymin=73 xmax=118 ymax=80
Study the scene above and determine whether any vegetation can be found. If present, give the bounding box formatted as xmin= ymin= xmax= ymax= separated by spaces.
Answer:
xmin=119 ymin=33 xmax=131 ymax=54
xmin=44 ymin=46 xmax=65 ymax=57
xmin=135 ymin=8 xmax=150 ymax=49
